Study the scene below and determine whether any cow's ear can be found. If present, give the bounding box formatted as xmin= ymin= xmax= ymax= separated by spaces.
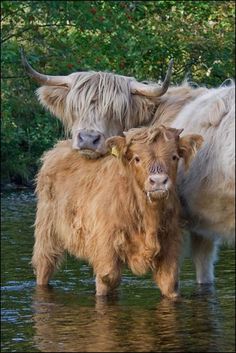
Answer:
xmin=178 ymin=134 xmax=204 ymax=170
xmin=36 ymin=86 xmax=71 ymax=129
xmin=160 ymin=126 xmax=184 ymax=141
xmin=106 ymin=136 xmax=127 ymax=158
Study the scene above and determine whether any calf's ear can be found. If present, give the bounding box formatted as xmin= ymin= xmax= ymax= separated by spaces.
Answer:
xmin=106 ymin=136 xmax=127 ymax=158
xmin=178 ymin=134 xmax=204 ymax=170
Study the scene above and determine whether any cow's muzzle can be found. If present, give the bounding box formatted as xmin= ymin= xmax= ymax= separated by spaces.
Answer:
xmin=145 ymin=173 xmax=171 ymax=202
xmin=72 ymin=129 xmax=107 ymax=158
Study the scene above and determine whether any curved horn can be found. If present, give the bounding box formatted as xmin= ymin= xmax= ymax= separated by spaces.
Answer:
xmin=130 ymin=59 xmax=173 ymax=97
xmin=20 ymin=48 xmax=72 ymax=86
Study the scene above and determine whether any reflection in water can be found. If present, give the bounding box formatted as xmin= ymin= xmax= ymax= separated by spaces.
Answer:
xmin=1 ymin=191 xmax=235 ymax=352
xmin=32 ymin=285 xmax=229 ymax=352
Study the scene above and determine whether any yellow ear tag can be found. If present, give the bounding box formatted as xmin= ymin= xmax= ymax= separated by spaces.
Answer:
xmin=111 ymin=146 xmax=119 ymax=158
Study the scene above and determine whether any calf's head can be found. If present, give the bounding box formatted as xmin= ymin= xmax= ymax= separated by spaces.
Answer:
xmin=106 ymin=125 xmax=203 ymax=202
xmin=22 ymin=50 xmax=173 ymax=158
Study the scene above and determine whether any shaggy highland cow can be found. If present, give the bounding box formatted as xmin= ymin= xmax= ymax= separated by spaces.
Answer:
xmin=22 ymin=52 xmax=235 ymax=284
xmin=32 ymin=125 xmax=203 ymax=298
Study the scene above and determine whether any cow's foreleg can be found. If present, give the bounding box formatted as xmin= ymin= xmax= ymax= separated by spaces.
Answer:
xmin=32 ymin=227 xmax=64 ymax=286
xmin=95 ymin=261 xmax=121 ymax=296
xmin=153 ymin=235 xmax=181 ymax=299
xmin=190 ymin=232 xmax=219 ymax=284
xmin=32 ymin=245 xmax=64 ymax=286
xmin=153 ymin=259 xmax=180 ymax=299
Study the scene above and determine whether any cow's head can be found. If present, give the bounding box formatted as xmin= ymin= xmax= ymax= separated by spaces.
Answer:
xmin=106 ymin=125 xmax=203 ymax=202
xmin=22 ymin=50 xmax=173 ymax=158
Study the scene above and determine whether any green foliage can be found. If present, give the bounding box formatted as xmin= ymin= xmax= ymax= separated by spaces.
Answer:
xmin=1 ymin=0 xmax=235 ymax=184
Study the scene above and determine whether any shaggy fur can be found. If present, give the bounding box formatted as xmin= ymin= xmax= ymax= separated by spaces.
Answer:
xmin=171 ymin=84 xmax=235 ymax=283
xmin=32 ymin=126 xmax=203 ymax=298
xmin=37 ymin=75 xmax=207 ymax=144
xmin=36 ymin=69 xmax=235 ymax=284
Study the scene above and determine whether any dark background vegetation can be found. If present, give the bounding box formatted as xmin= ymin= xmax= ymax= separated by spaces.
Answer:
xmin=1 ymin=0 xmax=235 ymax=186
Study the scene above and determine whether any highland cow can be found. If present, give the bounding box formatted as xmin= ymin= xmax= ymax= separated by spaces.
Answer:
xmin=32 ymin=125 xmax=203 ymax=298
xmin=22 ymin=52 xmax=235 ymax=284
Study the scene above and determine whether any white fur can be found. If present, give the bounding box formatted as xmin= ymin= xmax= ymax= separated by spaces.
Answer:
xmin=172 ymin=84 xmax=235 ymax=283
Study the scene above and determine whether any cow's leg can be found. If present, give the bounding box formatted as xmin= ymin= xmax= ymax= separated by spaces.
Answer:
xmin=190 ymin=232 xmax=219 ymax=284
xmin=95 ymin=273 xmax=121 ymax=296
xmin=153 ymin=236 xmax=181 ymax=299
xmin=95 ymin=260 xmax=121 ymax=296
xmin=154 ymin=259 xmax=180 ymax=299
xmin=33 ymin=258 xmax=57 ymax=286
xmin=32 ymin=227 xmax=64 ymax=286
xmin=32 ymin=244 xmax=64 ymax=286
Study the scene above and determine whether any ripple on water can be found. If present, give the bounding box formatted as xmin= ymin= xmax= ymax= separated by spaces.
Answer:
xmin=1 ymin=190 xmax=235 ymax=353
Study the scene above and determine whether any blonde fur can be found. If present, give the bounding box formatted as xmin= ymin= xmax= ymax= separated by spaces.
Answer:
xmin=35 ymin=69 xmax=235 ymax=284
xmin=33 ymin=126 xmax=202 ymax=298
xmin=37 ymin=71 xmax=155 ymax=136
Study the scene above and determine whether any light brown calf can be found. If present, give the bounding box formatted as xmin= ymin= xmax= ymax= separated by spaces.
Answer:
xmin=32 ymin=125 xmax=203 ymax=299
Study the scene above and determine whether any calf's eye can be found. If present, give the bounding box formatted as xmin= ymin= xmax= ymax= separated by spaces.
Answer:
xmin=134 ymin=156 xmax=140 ymax=163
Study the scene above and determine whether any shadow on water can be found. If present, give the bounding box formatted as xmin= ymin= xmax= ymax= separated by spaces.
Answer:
xmin=1 ymin=191 xmax=235 ymax=352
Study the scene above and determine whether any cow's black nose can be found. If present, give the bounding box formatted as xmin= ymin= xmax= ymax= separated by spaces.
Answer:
xmin=78 ymin=131 xmax=102 ymax=149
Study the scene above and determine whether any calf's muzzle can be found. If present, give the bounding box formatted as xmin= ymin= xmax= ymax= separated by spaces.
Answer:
xmin=145 ymin=173 xmax=171 ymax=201
xmin=148 ymin=174 xmax=169 ymax=189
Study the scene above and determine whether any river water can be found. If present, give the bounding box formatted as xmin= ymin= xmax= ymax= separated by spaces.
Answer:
xmin=1 ymin=190 xmax=235 ymax=352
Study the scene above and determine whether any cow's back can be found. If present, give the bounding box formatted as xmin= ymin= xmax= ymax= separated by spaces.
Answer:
xmin=171 ymin=84 xmax=235 ymax=241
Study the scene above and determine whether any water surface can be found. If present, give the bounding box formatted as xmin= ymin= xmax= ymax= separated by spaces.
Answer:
xmin=1 ymin=191 xmax=235 ymax=352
